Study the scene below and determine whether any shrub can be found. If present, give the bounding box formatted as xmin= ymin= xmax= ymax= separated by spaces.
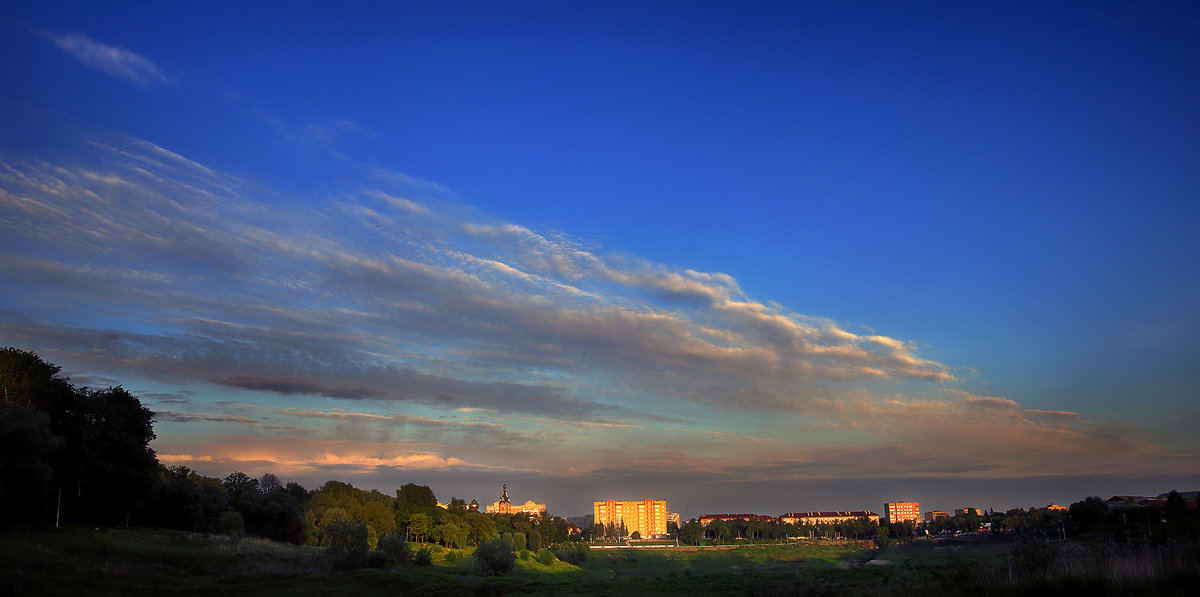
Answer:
xmin=325 ymin=520 xmax=369 ymax=569
xmin=520 ymin=549 xmax=532 ymax=561
xmin=538 ymin=548 xmax=556 ymax=565
xmin=217 ymin=511 xmax=245 ymax=536
xmin=379 ymin=533 xmax=410 ymax=564
xmin=474 ymin=538 xmax=516 ymax=576
xmin=444 ymin=550 xmax=459 ymax=563
xmin=553 ymin=543 xmax=589 ymax=565
xmin=366 ymin=550 xmax=394 ymax=569
xmin=413 ymin=546 xmax=433 ymax=567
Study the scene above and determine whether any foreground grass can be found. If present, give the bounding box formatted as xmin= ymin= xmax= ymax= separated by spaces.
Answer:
xmin=3 ymin=527 xmax=1198 ymax=596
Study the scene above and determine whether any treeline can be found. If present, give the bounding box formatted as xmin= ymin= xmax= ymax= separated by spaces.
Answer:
xmin=1 ymin=348 xmax=157 ymax=526
xmin=669 ymin=496 xmax=1200 ymax=547
xmin=0 ymin=348 xmax=582 ymax=560
xmin=672 ymin=517 xmax=905 ymax=545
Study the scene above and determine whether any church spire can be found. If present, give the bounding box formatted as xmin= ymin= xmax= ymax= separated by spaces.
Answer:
xmin=500 ymin=483 xmax=509 ymax=503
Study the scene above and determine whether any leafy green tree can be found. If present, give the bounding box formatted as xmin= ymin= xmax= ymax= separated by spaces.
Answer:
xmin=438 ymin=518 xmax=468 ymax=548
xmin=473 ymin=537 xmax=516 ymax=575
xmin=408 ymin=512 xmax=434 ymax=542
xmin=361 ymin=500 xmax=396 ymax=543
xmin=679 ymin=520 xmax=703 ymax=545
xmin=528 ymin=528 xmax=543 ymax=550
xmin=629 ymin=530 xmax=640 ymax=540
xmin=465 ymin=511 xmax=497 ymax=545
xmin=379 ymin=532 xmax=411 ymax=563
xmin=325 ymin=519 xmax=369 ymax=569
xmin=396 ymin=483 xmax=437 ymax=514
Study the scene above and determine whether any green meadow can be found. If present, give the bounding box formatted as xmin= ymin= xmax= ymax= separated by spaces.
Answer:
xmin=3 ymin=527 xmax=1197 ymax=596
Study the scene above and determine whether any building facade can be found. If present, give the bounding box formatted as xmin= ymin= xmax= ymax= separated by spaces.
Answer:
xmin=954 ymin=507 xmax=981 ymax=517
xmin=924 ymin=510 xmax=950 ymax=522
xmin=698 ymin=513 xmax=776 ymax=525
xmin=593 ymin=498 xmax=668 ymax=538
xmin=883 ymin=501 xmax=921 ymax=524
xmin=779 ymin=511 xmax=880 ymax=525
xmin=485 ymin=484 xmax=546 ymax=515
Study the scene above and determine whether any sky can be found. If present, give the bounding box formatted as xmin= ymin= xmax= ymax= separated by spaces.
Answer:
xmin=1 ymin=1 xmax=1197 ymax=519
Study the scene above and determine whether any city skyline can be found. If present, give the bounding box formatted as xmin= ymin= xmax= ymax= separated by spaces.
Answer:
xmin=1 ymin=2 xmax=1197 ymax=519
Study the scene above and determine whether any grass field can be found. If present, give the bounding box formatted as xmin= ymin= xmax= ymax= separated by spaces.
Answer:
xmin=3 ymin=527 xmax=1197 ymax=596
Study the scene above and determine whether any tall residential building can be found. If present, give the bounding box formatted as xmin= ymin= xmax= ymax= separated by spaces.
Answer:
xmin=884 ymin=501 xmax=921 ymax=524
xmin=594 ymin=499 xmax=668 ymax=538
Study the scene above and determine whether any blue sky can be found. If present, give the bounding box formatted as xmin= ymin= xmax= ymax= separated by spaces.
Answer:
xmin=1 ymin=1 xmax=1197 ymax=518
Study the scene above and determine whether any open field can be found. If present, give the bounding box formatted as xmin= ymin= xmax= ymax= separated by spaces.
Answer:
xmin=3 ymin=527 xmax=1197 ymax=596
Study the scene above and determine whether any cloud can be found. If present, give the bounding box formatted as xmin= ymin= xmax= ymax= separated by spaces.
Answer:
xmin=42 ymin=30 xmax=172 ymax=85
xmin=2 ymin=130 xmax=1195 ymax=493
xmin=213 ymin=375 xmax=387 ymax=400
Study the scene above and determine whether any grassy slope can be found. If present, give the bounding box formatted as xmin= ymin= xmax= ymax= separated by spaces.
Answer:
xmin=4 ymin=528 xmax=1197 ymax=596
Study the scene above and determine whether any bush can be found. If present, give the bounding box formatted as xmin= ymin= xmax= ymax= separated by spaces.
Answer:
xmin=520 ymin=549 xmax=532 ymax=561
xmin=325 ymin=520 xmax=369 ymax=569
xmin=444 ymin=550 xmax=459 ymax=563
xmin=553 ymin=543 xmax=588 ymax=565
xmin=413 ymin=546 xmax=433 ymax=567
xmin=474 ymin=538 xmax=516 ymax=576
xmin=366 ymin=550 xmax=394 ymax=569
xmin=379 ymin=533 xmax=410 ymax=563
xmin=217 ymin=511 xmax=245 ymax=536
xmin=538 ymin=549 xmax=556 ymax=565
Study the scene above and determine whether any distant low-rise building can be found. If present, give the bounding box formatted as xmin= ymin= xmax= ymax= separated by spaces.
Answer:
xmin=955 ymin=508 xmax=981 ymax=517
xmin=1042 ymin=504 xmax=1067 ymax=511
xmin=884 ymin=501 xmax=921 ymax=524
xmin=485 ymin=484 xmax=546 ymax=515
xmin=780 ymin=511 xmax=880 ymax=525
xmin=594 ymin=499 xmax=668 ymax=538
xmin=924 ymin=510 xmax=950 ymax=522
xmin=698 ymin=513 xmax=776 ymax=525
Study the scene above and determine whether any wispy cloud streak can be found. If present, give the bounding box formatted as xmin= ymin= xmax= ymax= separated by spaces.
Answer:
xmin=1 ymin=132 xmax=1193 ymax=491
xmin=41 ymin=30 xmax=173 ymax=85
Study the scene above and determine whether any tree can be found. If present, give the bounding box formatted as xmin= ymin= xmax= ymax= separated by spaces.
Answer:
xmin=0 ymin=402 xmax=59 ymax=518
xmin=528 ymin=528 xmax=543 ymax=550
xmin=679 ymin=520 xmax=703 ymax=545
xmin=361 ymin=500 xmax=396 ymax=545
xmin=379 ymin=532 xmax=411 ymax=563
xmin=629 ymin=530 xmax=640 ymax=540
xmin=473 ymin=537 xmax=516 ymax=575
xmin=396 ymin=483 xmax=437 ymax=515
xmin=407 ymin=512 xmax=434 ymax=543
xmin=223 ymin=471 xmax=259 ymax=501
xmin=325 ymin=519 xmax=369 ymax=569
xmin=438 ymin=518 xmax=468 ymax=548
xmin=70 ymin=386 xmax=159 ymax=525
xmin=1068 ymin=496 xmax=1108 ymax=536
xmin=259 ymin=473 xmax=282 ymax=493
